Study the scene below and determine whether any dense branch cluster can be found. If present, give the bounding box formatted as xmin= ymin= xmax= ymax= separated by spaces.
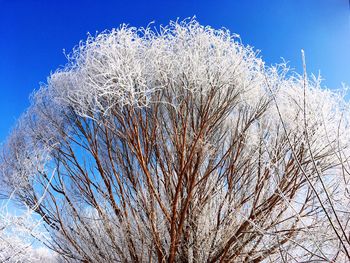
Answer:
xmin=1 ymin=19 xmax=350 ymax=262
xmin=0 ymin=198 xmax=56 ymax=262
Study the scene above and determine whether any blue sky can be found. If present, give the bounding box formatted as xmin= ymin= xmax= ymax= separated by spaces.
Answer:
xmin=0 ymin=0 xmax=349 ymax=142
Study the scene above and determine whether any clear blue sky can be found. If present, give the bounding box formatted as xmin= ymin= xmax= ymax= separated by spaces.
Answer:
xmin=0 ymin=0 xmax=349 ymax=142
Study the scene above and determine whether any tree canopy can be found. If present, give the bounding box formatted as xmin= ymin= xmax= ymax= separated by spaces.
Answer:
xmin=1 ymin=19 xmax=350 ymax=262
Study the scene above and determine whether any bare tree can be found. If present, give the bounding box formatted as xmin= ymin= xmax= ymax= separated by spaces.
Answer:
xmin=1 ymin=19 xmax=350 ymax=262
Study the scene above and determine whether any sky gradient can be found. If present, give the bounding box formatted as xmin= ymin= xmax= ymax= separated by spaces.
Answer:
xmin=1 ymin=0 xmax=349 ymax=142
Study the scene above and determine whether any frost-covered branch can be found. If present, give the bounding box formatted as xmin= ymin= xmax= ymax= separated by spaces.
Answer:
xmin=0 ymin=194 xmax=56 ymax=262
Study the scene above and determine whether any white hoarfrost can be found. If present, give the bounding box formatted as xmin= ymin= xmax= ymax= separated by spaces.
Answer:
xmin=0 ymin=198 xmax=56 ymax=262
